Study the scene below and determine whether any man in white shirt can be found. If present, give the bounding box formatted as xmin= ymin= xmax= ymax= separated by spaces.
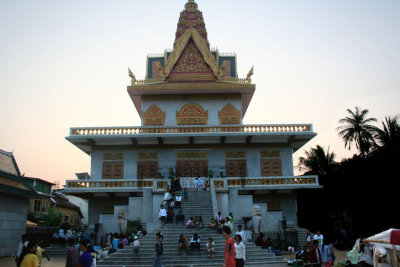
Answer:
xmin=313 ymin=230 xmax=324 ymax=247
xmin=159 ymin=204 xmax=167 ymax=227
xmin=236 ymin=225 xmax=246 ymax=242
xmin=175 ymin=193 xmax=182 ymax=208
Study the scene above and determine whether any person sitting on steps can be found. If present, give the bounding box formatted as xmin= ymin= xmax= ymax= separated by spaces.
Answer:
xmin=207 ymin=237 xmax=215 ymax=258
xmin=178 ymin=234 xmax=189 ymax=255
xmin=190 ymin=233 xmax=201 ymax=252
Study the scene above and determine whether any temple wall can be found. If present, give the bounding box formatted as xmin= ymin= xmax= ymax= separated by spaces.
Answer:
xmin=141 ymin=99 xmax=242 ymax=126
xmin=90 ymin=147 xmax=294 ymax=180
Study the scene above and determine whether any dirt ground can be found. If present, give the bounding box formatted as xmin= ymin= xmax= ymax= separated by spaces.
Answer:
xmin=0 ymin=256 xmax=66 ymax=267
xmin=283 ymin=250 xmax=348 ymax=266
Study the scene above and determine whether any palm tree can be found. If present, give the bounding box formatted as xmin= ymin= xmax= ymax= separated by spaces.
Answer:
xmin=373 ymin=115 xmax=400 ymax=148
xmin=299 ymin=145 xmax=336 ymax=176
xmin=337 ymin=107 xmax=377 ymax=155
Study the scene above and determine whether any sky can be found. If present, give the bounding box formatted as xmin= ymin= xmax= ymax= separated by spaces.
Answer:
xmin=0 ymin=0 xmax=399 ymax=184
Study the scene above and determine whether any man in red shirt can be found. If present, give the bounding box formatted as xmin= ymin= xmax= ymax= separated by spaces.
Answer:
xmin=308 ymin=240 xmax=322 ymax=266
xmin=222 ymin=226 xmax=236 ymax=267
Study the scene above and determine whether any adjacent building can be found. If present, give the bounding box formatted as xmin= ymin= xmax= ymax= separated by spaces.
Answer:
xmin=0 ymin=149 xmax=38 ymax=256
xmin=64 ymin=0 xmax=320 ymax=234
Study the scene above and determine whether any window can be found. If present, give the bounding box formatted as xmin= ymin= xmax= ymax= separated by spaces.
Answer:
xmin=225 ymin=160 xmax=247 ymax=177
xmin=137 ymin=161 xmax=159 ymax=179
xmin=176 ymin=160 xmax=208 ymax=177
xmin=260 ymin=159 xmax=282 ymax=176
xmin=102 ymin=161 xmax=123 ymax=179
xmin=34 ymin=200 xmax=41 ymax=212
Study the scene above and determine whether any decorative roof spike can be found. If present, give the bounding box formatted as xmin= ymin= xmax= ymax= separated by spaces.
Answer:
xmin=174 ymin=0 xmax=209 ymax=48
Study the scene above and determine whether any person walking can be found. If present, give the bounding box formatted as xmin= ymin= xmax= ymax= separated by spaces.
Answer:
xmin=15 ymin=234 xmax=28 ymax=265
xmin=159 ymin=204 xmax=167 ymax=227
xmin=234 ymin=234 xmax=246 ymax=267
xmin=196 ymin=177 xmax=203 ymax=191
xmin=18 ymin=241 xmax=39 ymax=267
xmin=133 ymin=236 xmax=140 ymax=262
xmin=313 ymin=231 xmax=324 ymax=248
xmin=77 ymin=240 xmax=93 ymax=267
xmin=321 ymin=240 xmax=333 ymax=267
xmin=152 ymin=233 xmax=163 ymax=267
xmin=36 ymin=238 xmax=50 ymax=265
xmin=308 ymin=240 xmax=322 ymax=267
xmin=306 ymin=231 xmax=312 ymax=249
xmin=66 ymin=239 xmax=79 ymax=267
xmin=222 ymin=226 xmax=236 ymax=267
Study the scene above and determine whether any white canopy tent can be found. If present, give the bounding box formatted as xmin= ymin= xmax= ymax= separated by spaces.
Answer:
xmin=365 ymin=229 xmax=400 ymax=267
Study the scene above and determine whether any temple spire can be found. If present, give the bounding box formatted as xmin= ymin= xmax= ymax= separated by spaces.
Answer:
xmin=174 ymin=0 xmax=209 ymax=48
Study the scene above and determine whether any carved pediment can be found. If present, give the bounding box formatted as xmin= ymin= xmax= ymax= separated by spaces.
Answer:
xmin=176 ymin=102 xmax=208 ymax=125
xmin=143 ymin=105 xmax=165 ymax=125
xmin=218 ymin=103 xmax=241 ymax=124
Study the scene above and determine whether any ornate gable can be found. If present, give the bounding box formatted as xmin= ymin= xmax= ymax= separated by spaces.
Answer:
xmin=167 ymin=39 xmax=215 ymax=82
xmin=176 ymin=102 xmax=208 ymax=125
xmin=218 ymin=103 xmax=241 ymax=124
xmin=142 ymin=105 xmax=165 ymax=125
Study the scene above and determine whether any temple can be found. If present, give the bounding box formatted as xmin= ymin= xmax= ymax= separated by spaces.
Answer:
xmin=64 ymin=0 xmax=319 ymax=234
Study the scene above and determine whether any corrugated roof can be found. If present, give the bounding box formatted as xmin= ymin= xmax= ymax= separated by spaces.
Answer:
xmin=0 ymin=149 xmax=20 ymax=176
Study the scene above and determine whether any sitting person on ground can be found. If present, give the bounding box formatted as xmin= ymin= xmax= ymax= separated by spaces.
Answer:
xmin=186 ymin=217 xmax=194 ymax=228
xmin=266 ymin=237 xmax=273 ymax=252
xmin=224 ymin=217 xmax=234 ymax=234
xmin=210 ymin=218 xmax=217 ymax=229
xmin=216 ymin=211 xmax=223 ymax=225
xmin=178 ymin=234 xmax=189 ymax=255
xmin=112 ymin=233 xmax=119 ymax=251
xmin=207 ymin=237 xmax=215 ymax=258
xmin=236 ymin=225 xmax=246 ymax=242
xmin=192 ymin=216 xmax=198 ymax=229
xmin=175 ymin=193 xmax=182 ymax=209
xmin=198 ymin=216 xmax=204 ymax=228
xmin=255 ymin=232 xmax=268 ymax=249
xmin=133 ymin=236 xmax=140 ymax=262
xmin=176 ymin=208 xmax=185 ymax=224
xmin=122 ymin=235 xmax=129 ymax=247
xmin=190 ymin=233 xmax=201 ymax=251
xmin=166 ymin=206 xmax=174 ymax=223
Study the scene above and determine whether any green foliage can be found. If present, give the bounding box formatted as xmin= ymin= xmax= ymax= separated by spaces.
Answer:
xmin=126 ymin=219 xmax=141 ymax=234
xmin=299 ymin=145 xmax=336 ymax=176
xmin=45 ymin=207 xmax=62 ymax=226
xmin=168 ymin=168 xmax=175 ymax=179
xmin=337 ymin=107 xmax=378 ymax=156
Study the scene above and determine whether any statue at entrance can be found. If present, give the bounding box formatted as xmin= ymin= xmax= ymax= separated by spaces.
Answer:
xmin=251 ymin=204 xmax=262 ymax=235
xmin=117 ymin=208 xmax=128 ymax=234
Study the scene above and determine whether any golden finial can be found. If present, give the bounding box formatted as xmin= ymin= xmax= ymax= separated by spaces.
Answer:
xmin=246 ymin=66 xmax=254 ymax=83
xmin=128 ymin=67 xmax=136 ymax=85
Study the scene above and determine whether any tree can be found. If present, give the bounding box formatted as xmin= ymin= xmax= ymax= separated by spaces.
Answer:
xmin=337 ymin=107 xmax=377 ymax=155
xmin=373 ymin=115 xmax=400 ymax=149
xmin=299 ymin=145 xmax=336 ymax=176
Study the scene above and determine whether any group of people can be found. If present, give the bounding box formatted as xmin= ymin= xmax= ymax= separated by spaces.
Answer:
xmin=213 ymin=211 xmax=235 ymax=235
xmin=304 ymin=231 xmax=335 ymax=267
xmin=186 ymin=216 xmax=204 ymax=229
xmin=15 ymin=235 xmax=50 ymax=267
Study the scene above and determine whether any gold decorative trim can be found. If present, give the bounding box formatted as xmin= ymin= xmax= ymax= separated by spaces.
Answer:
xmin=260 ymin=151 xmax=280 ymax=158
xmin=176 ymin=151 xmax=208 ymax=159
xmin=138 ymin=152 xmax=158 ymax=160
xmin=142 ymin=105 xmax=165 ymax=125
xmin=103 ymin=153 xmax=124 ymax=160
xmin=162 ymin=27 xmax=223 ymax=80
xmin=225 ymin=151 xmax=246 ymax=159
xmin=218 ymin=104 xmax=241 ymax=124
xmin=176 ymin=102 xmax=208 ymax=125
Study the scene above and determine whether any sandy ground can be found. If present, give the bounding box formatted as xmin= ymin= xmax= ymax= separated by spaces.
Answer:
xmin=0 ymin=256 xmax=66 ymax=267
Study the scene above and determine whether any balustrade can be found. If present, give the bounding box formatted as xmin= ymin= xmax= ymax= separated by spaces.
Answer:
xmin=70 ymin=124 xmax=312 ymax=136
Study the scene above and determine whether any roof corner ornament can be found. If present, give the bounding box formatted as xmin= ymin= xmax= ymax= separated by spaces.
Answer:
xmin=246 ymin=66 xmax=254 ymax=83
xmin=216 ymin=61 xmax=226 ymax=80
xmin=156 ymin=61 xmax=168 ymax=79
xmin=128 ymin=68 xmax=137 ymax=85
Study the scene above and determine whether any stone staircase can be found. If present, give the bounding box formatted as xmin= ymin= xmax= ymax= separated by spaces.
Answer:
xmin=97 ymin=191 xmax=287 ymax=267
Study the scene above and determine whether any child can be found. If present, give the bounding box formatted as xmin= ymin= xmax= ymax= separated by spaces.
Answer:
xmin=133 ymin=236 xmax=140 ymax=262
xmin=186 ymin=217 xmax=193 ymax=228
xmin=206 ymin=237 xmax=215 ymax=258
